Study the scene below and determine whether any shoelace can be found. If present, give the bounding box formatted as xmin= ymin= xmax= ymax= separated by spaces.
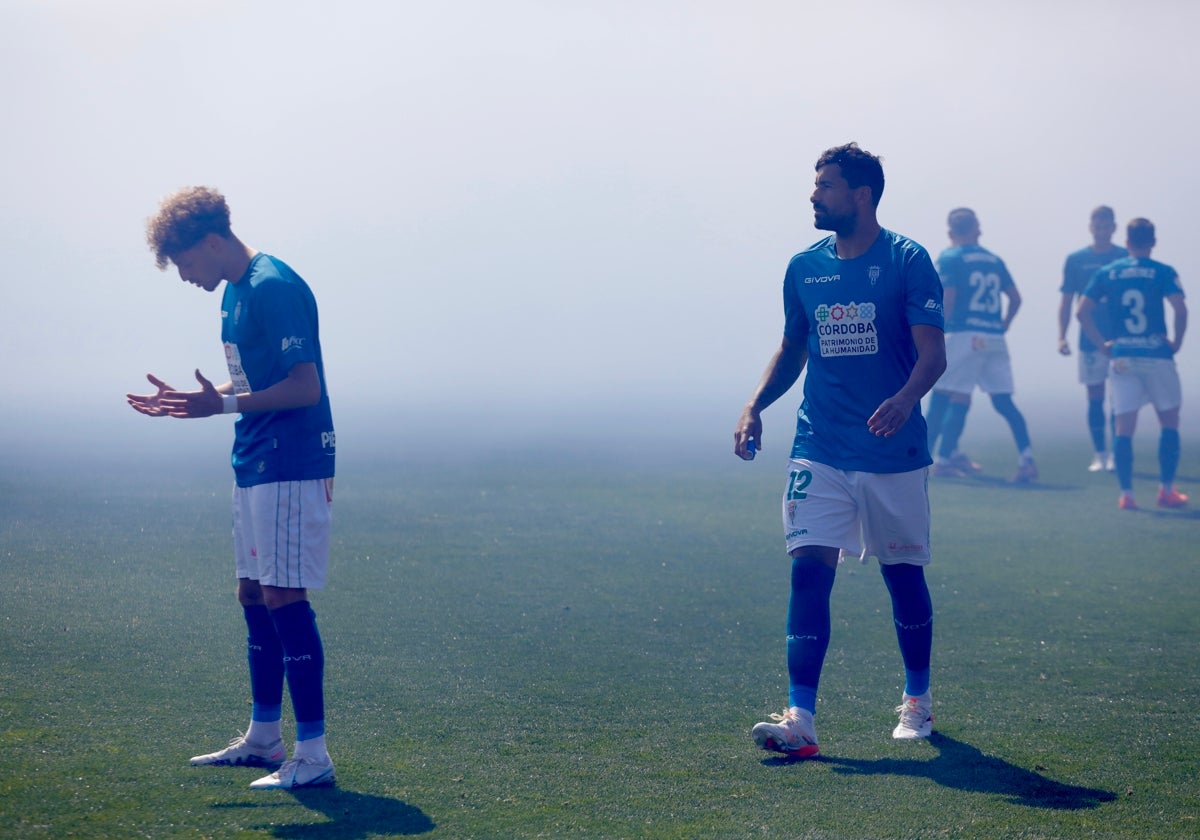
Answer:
xmin=894 ymin=701 xmax=929 ymax=727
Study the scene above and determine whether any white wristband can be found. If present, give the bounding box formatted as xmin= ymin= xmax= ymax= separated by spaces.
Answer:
xmin=221 ymin=393 xmax=239 ymax=414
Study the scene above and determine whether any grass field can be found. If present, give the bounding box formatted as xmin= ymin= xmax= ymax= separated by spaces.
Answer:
xmin=1 ymin=432 xmax=1198 ymax=839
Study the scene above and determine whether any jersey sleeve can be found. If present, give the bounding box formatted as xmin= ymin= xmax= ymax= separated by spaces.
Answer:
xmin=782 ymin=258 xmax=810 ymax=343
xmin=905 ymin=246 xmax=945 ymax=330
xmin=253 ymin=278 xmax=320 ymax=369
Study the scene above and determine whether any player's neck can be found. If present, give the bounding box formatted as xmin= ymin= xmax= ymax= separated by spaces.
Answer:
xmin=224 ymin=238 xmax=259 ymax=284
xmin=834 ymin=220 xmax=881 ymax=260
xmin=1090 ymin=239 xmax=1114 ymax=252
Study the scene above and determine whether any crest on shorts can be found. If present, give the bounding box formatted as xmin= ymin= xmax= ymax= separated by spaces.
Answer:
xmin=868 ymin=265 xmax=882 ymax=285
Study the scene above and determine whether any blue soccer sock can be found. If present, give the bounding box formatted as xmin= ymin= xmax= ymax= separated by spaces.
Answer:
xmin=925 ymin=391 xmax=951 ymax=453
xmin=1114 ymin=435 xmax=1134 ymax=491
xmin=879 ymin=563 xmax=933 ymax=697
xmin=243 ymin=603 xmax=284 ymax=724
xmin=937 ymin=402 xmax=970 ymax=460
xmin=991 ymin=394 xmax=1031 ymax=453
xmin=271 ymin=600 xmax=326 ymax=742
xmin=1087 ymin=399 xmax=1106 ymax=452
xmin=1159 ymin=428 xmax=1181 ymax=486
xmin=785 ymin=556 xmax=836 ymax=714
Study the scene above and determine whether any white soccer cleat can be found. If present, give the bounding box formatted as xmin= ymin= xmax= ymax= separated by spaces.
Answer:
xmin=1088 ymin=453 xmax=1107 ymax=472
xmin=893 ymin=692 xmax=933 ymax=739
xmin=752 ymin=707 xmax=819 ymax=758
xmin=249 ymin=755 xmax=336 ymax=790
xmin=190 ymin=733 xmax=286 ymax=768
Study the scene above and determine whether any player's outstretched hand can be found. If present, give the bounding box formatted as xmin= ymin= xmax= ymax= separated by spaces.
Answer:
xmin=126 ymin=374 xmax=176 ymax=417
xmin=155 ymin=369 xmax=224 ymax=419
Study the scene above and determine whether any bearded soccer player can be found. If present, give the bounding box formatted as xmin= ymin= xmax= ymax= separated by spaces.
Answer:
xmin=734 ymin=143 xmax=946 ymax=757
xmin=1078 ymin=217 xmax=1188 ymax=510
xmin=128 ymin=187 xmax=338 ymax=789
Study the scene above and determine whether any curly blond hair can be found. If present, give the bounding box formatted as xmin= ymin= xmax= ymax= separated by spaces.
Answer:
xmin=146 ymin=186 xmax=232 ymax=269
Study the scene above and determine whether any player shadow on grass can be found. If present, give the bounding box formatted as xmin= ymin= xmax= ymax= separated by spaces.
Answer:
xmin=768 ymin=731 xmax=1116 ymax=810
xmin=254 ymin=787 xmax=435 ymax=838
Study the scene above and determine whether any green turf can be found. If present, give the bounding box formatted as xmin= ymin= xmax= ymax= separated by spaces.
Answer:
xmin=1 ymin=434 xmax=1198 ymax=839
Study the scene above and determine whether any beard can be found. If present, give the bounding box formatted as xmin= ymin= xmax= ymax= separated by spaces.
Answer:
xmin=813 ymin=205 xmax=855 ymax=235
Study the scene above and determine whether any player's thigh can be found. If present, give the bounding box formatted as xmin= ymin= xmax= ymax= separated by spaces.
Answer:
xmin=1079 ymin=351 xmax=1108 ymax=387
xmin=1108 ymin=359 xmax=1149 ymax=416
xmin=236 ymin=479 xmax=333 ymax=590
xmin=857 ymin=469 xmax=932 ymax=566
xmin=938 ymin=332 xmax=985 ymax=394
xmin=782 ymin=460 xmax=860 ymax=557
xmin=1142 ymin=359 xmax=1182 ymax=414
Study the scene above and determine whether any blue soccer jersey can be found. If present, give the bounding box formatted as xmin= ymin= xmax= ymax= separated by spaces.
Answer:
xmin=783 ymin=229 xmax=944 ymax=473
xmin=1061 ymin=244 xmax=1128 ymax=351
xmin=1082 ymin=256 xmax=1184 ymax=359
xmin=935 ymin=244 xmax=1014 ymax=334
xmin=221 ymin=254 xmax=336 ymax=486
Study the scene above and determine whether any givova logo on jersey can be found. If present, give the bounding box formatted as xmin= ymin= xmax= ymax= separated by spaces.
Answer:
xmin=814 ymin=301 xmax=878 ymax=357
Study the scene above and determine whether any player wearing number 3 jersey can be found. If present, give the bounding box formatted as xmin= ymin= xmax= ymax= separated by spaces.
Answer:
xmin=925 ymin=208 xmax=1037 ymax=483
xmin=734 ymin=143 xmax=946 ymax=757
xmin=1078 ymin=218 xmax=1188 ymax=511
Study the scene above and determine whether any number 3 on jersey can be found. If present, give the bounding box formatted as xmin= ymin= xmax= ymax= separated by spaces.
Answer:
xmin=787 ymin=469 xmax=813 ymax=501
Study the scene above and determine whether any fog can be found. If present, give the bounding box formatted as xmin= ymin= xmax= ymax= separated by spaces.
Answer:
xmin=3 ymin=0 xmax=1197 ymax=471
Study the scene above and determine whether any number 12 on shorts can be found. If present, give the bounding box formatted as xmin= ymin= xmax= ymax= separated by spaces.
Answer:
xmin=787 ymin=469 xmax=812 ymax=501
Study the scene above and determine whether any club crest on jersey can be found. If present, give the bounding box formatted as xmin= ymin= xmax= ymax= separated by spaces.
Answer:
xmin=868 ymin=265 xmax=882 ymax=285
xmin=813 ymin=301 xmax=878 ymax=357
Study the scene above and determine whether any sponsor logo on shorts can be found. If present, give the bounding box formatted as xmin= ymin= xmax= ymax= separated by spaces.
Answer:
xmin=282 ymin=336 xmax=306 ymax=352
xmin=786 ymin=529 xmax=808 ymax=540
xmin=888 ymin=541 xmax=925 ymax=552
xmin=284 ymin=654 xmax=313 ymax=663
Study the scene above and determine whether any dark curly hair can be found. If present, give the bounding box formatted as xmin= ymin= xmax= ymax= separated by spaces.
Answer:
xmin=815 ymin=142 xmax=885 ymax=207
xmin=146 ymin=186 xmax=232 ymax=270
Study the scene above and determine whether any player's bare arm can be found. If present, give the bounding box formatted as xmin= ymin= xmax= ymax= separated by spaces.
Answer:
xmin=941 ymin=286 xmax=958 ymax=324
xmin=134 ymin=363 xmax=321 ymax=420
xmin=1075 ymin=297 xmax=1108 ymax=354
xmin=735 ymin=335 xmax=808 ymax=459
xmin=1168 ymin=293 xmax=1187 ymax=354
xmin=1057 ymin=292 xmax=1074 ymax=355
xmin=1001 ymin=286 xmax=1022 ymax=332
xmin=868 ymin=324 xmax=946 ymax=438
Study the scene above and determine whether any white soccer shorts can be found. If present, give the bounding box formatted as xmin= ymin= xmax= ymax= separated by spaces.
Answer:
xmin=782 ymin=459 xmax=932 ymax=566
xmin=1109 ymin=357 xmax=1182 ymax=415
xmin=937 ymin=331 xmax=1015 ymax=396
xmin=233 ymin=478 xmax=334 ymax=589
xmin=1078 ymin=349 xmax=1109 ymax=387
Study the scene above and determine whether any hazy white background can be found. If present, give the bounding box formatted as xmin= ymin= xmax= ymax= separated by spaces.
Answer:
xmin=3 ymin=0 xmax=1197 ymax=467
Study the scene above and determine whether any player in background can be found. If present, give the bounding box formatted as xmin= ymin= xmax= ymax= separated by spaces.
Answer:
xmin=925 ymin=208 xmax=1037 ymax=483
xmin=128 ymin=187 xmax=338 ymax=789
xmin=1058 ymin=206 xmax=1128 ymax=471
xmin=734 ymin=143 xmax=946 ymax=758
xmin=1077 ymin=218 xmax=1188 ymax=510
